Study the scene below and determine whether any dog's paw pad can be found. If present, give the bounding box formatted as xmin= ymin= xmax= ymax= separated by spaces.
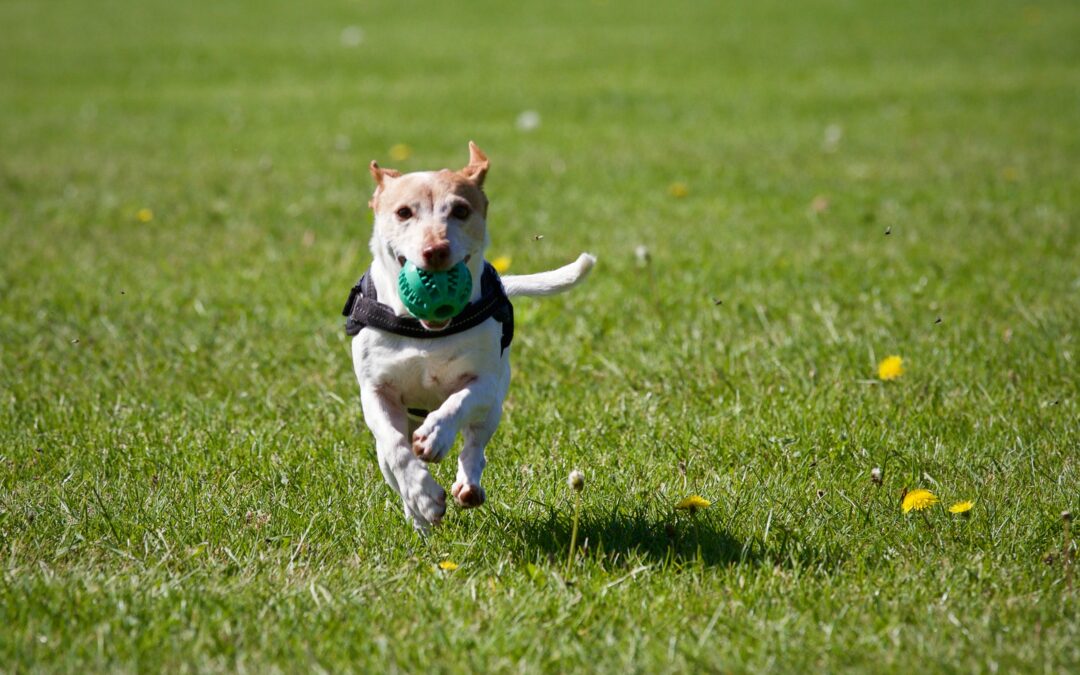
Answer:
xmin=451 ymin=481 xmax=486 ymax=508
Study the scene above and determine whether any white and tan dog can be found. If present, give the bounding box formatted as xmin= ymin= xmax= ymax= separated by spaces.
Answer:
xmin=349 ymin=142 xmax=594 ymax=532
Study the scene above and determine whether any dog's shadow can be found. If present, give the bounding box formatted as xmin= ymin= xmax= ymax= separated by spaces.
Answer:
xmin=489 ymin=502 xmax=779 ymax=569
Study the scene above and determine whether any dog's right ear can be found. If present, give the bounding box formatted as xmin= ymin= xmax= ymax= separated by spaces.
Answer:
xmin=369 ymin=161 xmax=401 ymax=186
xmin=368 ymin=161 xmax=401 ymax=209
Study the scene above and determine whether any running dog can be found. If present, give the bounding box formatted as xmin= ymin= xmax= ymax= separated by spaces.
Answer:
xmin=343 ymin=142 xmax=595 ymax=532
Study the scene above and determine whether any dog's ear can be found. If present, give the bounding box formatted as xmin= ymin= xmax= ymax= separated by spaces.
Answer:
xmin=369 ymin=160 xmax=401 ymax=186
xmin=368 ymin=161 xmax=401 ymax=209
xmin=460 ymin=141 xmax=489 ymax=187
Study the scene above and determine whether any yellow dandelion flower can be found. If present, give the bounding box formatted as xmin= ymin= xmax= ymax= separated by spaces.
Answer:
xmin=675 ymin=495 xmax=711 ymax=512
xmin=948 ymin=500 xmax=974 ymax=514
xmin=877 ymin=355 xmax=904 ymax=381
xmin=389 ymin=143 xmax=412 ymax=162
xmin=437 ymin=560 xmax=458 ymax=571
xmin=136 ymin=208 xmax=154 ymax=223
xmin=668 ymin=182 xmax=689 ymax=198
xmin=901 ymin=488 xmax=938 ymax=513
xmin=491 ymin=256 xmax=511 ymax=274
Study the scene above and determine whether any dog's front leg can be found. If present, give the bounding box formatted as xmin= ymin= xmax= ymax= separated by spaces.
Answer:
xmin=412 ymin=377 xmax=502 ymax=508
xmin=412 ymin=377 xmax=497 ymax=464
xmin=360 ymin=385 xmax=446 ymax=533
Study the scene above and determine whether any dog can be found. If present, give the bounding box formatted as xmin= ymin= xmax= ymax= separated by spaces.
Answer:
xmin=344 ymin=142 xmax=595 ymax=532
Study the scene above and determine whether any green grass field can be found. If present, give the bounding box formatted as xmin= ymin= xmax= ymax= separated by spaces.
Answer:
xmin=2 ymin=0 xmax=1079 ymax=671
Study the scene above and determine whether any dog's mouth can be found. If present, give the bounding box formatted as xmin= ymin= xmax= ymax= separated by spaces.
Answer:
xmin=388 ymin=248 xmax=472 ymax=331
xmin=392 ymin=250 xmax=472 ymax=270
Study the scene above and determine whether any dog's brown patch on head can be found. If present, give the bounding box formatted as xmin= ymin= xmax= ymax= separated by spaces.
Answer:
xmin=367 ymin=144 xmax=491 ymax=216
xmin=370 ymin=172 xmax=430 ymax=216
xmin=372 ymin=171 xmax=484 ymax=218
xmin=368 ymin=161 xmax=402 ymax=209
xmin=435 ymin=170 xmax=488 ymax=217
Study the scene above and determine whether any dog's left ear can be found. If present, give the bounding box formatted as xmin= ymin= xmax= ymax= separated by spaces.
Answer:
xmin=460 ymin=141 xmax=489 ymax=187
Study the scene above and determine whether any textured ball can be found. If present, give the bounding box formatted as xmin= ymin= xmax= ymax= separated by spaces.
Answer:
xmin=397 ymin=261 xmax=472 ymax=323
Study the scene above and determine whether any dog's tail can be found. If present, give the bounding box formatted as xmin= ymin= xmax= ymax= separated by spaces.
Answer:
xmin=500 ymin=253 xmax=596 ymax=298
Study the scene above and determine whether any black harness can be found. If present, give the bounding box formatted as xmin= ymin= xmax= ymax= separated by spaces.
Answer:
xmin=341 ymin=262 xmax=514 ymax=353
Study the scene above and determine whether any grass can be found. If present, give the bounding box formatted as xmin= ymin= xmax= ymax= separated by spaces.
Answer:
xmin=1 ymin=0 xmax=1079 ymax=671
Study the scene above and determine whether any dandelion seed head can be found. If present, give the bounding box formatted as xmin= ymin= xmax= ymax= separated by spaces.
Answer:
xmin=340 ymin=25 xmax=365 ymax=47
xmin=515 ymin=110 xmax=541 ymax=132
xmin=822 ymin=123 xmax=843 ymax=152
xmin=568 ymin=470 xmax=585 ymax=492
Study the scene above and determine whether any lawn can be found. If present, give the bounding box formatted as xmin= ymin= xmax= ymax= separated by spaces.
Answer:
xmin=2 ymin=0 xmax=1079 ymax=671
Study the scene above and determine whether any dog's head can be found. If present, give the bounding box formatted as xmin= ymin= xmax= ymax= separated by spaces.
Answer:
xmin=368 ymin=142 xmax=490 ymax=276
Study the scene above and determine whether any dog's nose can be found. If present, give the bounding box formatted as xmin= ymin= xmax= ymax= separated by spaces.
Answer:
xmin=422 ymin=242 xmax=451 ymax=268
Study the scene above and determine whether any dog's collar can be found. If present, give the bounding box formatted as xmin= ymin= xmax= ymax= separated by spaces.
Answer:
xmin=342 ymin=262 xmax=513 ymax=353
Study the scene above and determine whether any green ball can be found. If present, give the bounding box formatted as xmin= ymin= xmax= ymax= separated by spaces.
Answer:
xmin=397 ymin=260 xmax=473 ymax=323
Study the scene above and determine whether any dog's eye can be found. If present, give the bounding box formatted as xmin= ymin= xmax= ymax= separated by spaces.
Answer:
xmin=450 ymin=203 xmax=470 ymax=220
xmin=395 ymin=206 xmax=413 ymax=220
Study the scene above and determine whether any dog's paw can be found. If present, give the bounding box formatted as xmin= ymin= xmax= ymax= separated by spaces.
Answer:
xmin=451 ymin=481 xmax=486 ymax=509
xmin=412 ymin=420 xmax=454 ymax=463
xmin=403 ymin=473 xmax=447 ymax=532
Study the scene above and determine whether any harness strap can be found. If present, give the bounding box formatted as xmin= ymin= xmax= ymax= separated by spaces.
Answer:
xmin=342 ymin=262 xmax=513 ymax=353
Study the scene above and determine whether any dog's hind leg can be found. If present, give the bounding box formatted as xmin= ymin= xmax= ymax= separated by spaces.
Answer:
xmin=360 ymin=386 xmax=447 ymax=533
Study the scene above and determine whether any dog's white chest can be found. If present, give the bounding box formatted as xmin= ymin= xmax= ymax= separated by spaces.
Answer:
xmin=351 ymin=320 xmax=505 ymax=410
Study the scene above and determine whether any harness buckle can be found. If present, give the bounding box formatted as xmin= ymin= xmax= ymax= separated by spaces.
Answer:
xmin=341 ymin=282 xmax=363 ymax=317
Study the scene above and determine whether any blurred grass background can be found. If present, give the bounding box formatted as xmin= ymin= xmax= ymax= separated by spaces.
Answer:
xmin=1 ymin=0 xmax=1078 ymax=671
